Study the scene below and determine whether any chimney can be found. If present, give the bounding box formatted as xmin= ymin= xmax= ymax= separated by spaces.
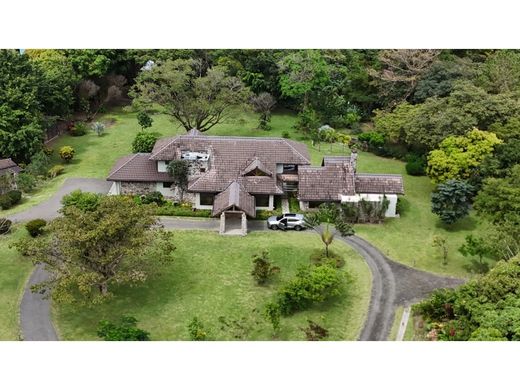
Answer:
xmin=350 ymin=148 xmax=358 ymax=173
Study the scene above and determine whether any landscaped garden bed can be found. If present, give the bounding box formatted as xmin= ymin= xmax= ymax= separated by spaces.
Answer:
xmin=52 ymin=231 xmax=371 ymax=341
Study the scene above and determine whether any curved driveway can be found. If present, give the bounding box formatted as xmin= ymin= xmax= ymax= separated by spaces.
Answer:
xmin=12 ymin=178 xmax=463 ymax=341
xmin=10 ymin=178 xmax=112 ymax=341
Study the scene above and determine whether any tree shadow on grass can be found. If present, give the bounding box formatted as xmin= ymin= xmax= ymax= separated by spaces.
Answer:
xmin=435 ymin=216 xmax=478 ymax=232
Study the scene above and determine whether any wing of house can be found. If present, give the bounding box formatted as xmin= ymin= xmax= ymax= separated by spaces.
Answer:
xmin=0 ymin=158 xmax=22 ymax=176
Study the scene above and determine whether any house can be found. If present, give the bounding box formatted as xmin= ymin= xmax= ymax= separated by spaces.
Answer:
xmin=107 ymin=130 xmax=404 ymax=233
xmin=0 ymin=158 xmax=22 ymax=177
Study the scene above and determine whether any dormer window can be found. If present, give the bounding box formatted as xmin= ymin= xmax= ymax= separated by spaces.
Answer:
xmin=245 ymin=167 xmax=268 ymax=177
xmin=241 ymin=158 xmax=272 ymax=177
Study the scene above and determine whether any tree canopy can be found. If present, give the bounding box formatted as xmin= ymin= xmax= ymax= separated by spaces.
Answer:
xmin=427 ymin=129 xmax=502 ymax=183
xmin=131 ymin=59 xmax=250 ymax=132
xmin=14 ymin=195 xmax=175 ymax=304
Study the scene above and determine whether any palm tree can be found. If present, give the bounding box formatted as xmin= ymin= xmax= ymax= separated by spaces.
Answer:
xmin=303 ymin=203 xmax=354 ymax=257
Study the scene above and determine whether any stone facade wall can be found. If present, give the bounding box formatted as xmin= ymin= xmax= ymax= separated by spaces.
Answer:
xmin=186 ymin=159 xmax=209 ymax=177
xmin=120 ymin=181 xmax=157 ymax=195
xmin=120 ymin=181 xmax=195 ymax=205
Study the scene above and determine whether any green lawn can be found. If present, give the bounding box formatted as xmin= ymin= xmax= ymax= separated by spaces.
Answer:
xmin=0 ymin=226 xmax=34 ymax=340
xmin=53 ymin=230 xmax=371 ymax=341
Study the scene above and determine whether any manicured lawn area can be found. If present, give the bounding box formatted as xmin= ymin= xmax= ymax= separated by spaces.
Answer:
xmin=53 ymin=230 xmax=371 ymax=341
xmin=0 ymin=226 xmax=34 ymax=340
xmin=2 ymin=106 xmax=491 ymax=277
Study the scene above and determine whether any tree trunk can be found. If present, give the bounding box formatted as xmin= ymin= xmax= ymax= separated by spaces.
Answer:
xmin=99 ymin=282 xmax=108 ymax=295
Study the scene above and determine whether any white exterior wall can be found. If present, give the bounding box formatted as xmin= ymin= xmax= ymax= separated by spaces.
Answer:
xmin=108 ymin=181 xmax=121 ymax=195
xmin=155 ymin=182 xmax=176 ymax=197
xmin=275 ymin=164 xmax=284 ymax=174
xmin=157 ymin=161 xmax=168 ymax=173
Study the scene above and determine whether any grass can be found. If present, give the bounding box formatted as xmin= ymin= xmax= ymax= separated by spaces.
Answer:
xmin=2 ymin=106 xmax=491 ymax=276
xmin=388 ymin=306 xmax=404 ymax=341
xmin=53 ymin=230 xmax=371 ymax=341
xmin=0 ymin=225 xmax=34 ymax=340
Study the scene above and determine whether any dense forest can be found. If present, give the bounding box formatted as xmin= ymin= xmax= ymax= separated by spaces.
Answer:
xmin=0 ymin=49 xmax=518 ymax=265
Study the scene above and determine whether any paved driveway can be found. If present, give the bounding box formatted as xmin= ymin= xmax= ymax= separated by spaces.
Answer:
xmin=9 ymin=178 xmax=112 ymax=222
xmin=15 ymin=178 xmax=112 ymax=341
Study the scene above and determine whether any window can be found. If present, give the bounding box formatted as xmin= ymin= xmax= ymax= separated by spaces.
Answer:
xmin=245 ymin=168 xmax=267 ymax=177
xmin=283 ymin=164 xmax=298 ymax=173
xmin=254 ymin=194 xmax=270 ymax=207
xmin=199 ymin=193 xmax=215 ymax=206
xmin=162 ymin=182 xmax=172 ymax=188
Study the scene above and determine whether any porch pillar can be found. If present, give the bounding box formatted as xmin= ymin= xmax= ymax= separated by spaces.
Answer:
xmin=219 ymin=213 xmax=226 ymax=234
xmin=241 ymin=212 xmax=248 ymax=236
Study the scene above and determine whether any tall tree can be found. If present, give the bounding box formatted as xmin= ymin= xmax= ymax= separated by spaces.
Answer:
xmin=369 ymin=49 xmax=441 ymax=107
xmin=278 ymin=50 xmax=330 ymax=111
xmin=131 ymin=59 xmax=250 ymax=132
xmin=303 ymin=203 xmax=354 ymax=257
xmin=0 ymin=49 xmax=45 ymax=162
xmin=167 ymin=160 xmax=190 ymax=201
xmin=14 ymin=196 xmax=175 ymax=304
xmin=431 ymin=180 xmax=474 ymax=225
xmin=427 ymin=129 xmax=502 ymax=183
xmin=250 ymin=92 xmax=276 ymax=130
xmin=25 ymin=49 xmax=78 ymax=118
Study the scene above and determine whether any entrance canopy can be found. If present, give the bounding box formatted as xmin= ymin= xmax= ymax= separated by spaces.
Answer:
xmin=212 ymin=181 xmax=256 ymax=218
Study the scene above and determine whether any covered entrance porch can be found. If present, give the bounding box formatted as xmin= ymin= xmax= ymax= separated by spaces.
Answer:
xmin=212 ymin=181 xmax=256 ymax=236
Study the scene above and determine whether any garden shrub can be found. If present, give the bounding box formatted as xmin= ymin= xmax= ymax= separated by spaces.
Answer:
xmin=16 ymin=173 xmax=37 ymax=193
xmin=276 ymin=264 xmax=344 ymax=315
xmin=91 ymin=122 xmax=106 ymax=136
xmin=0 ymin=218 xmax=12 ymax=234
xmin=43 ymin=146 xmax=54 ymax=156
xmin=0 ymin=194 xmax=13 ymax=210
xmin=26 ymin=151 xmax=51 ymax=177
xmin=137 ymin=111 xmax=153 ymax=130
xmin=141 ymin=191 xmax=165 ymax=206
xmin=156 ymin=203 xmax=212 ymax=218
xmin=188 ymin=317 xmax=209 ymax=341
xmin=282 ymin=131 xmax=290 ymax=139
xmin=25 ymin=219 xmax=47 ymax=237
xmin=6 ymin=190 xmax=22 ymax=205
xmin=70 ymin=122 xmax=88 ymax=136
xmin=59 ymin=146 xmax=75 ymax=163
xmin=48 ymin=164 xmax=65 ymax=178
xmin=309 ymin=249 xmax=345 ymax=268
xmin=62 ymin=190 xmax=101 ymax=212
xmin=414 ymin=255 xmax=520 ymax=341
xmin=405 ymin=154 xmax=427 ymax=176
xmin=97 ymin=316 xmax=150 ymax=341
xmin=251 ymin=250 xmax=280 ymax=285
xmin=357 ymin=132 xmax=385 ymax=149
xmin=132 ymin=131 xmax=159 ymax=153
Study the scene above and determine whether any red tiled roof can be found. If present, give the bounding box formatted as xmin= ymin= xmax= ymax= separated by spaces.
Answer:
xmin=298 ymin=164 xmax=356 ymax=201
xmin=212 ymin=181 xmax=256 ymax=217
xmin=355 ymin=174 xmax=404 ymax=194
xmin=0 ymin=158 xmax=21 ymax=175
xmin=149 ymin=133 xmax=310 ymax=194
xmin=107 ymin=154 xmax=173 ymax=182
